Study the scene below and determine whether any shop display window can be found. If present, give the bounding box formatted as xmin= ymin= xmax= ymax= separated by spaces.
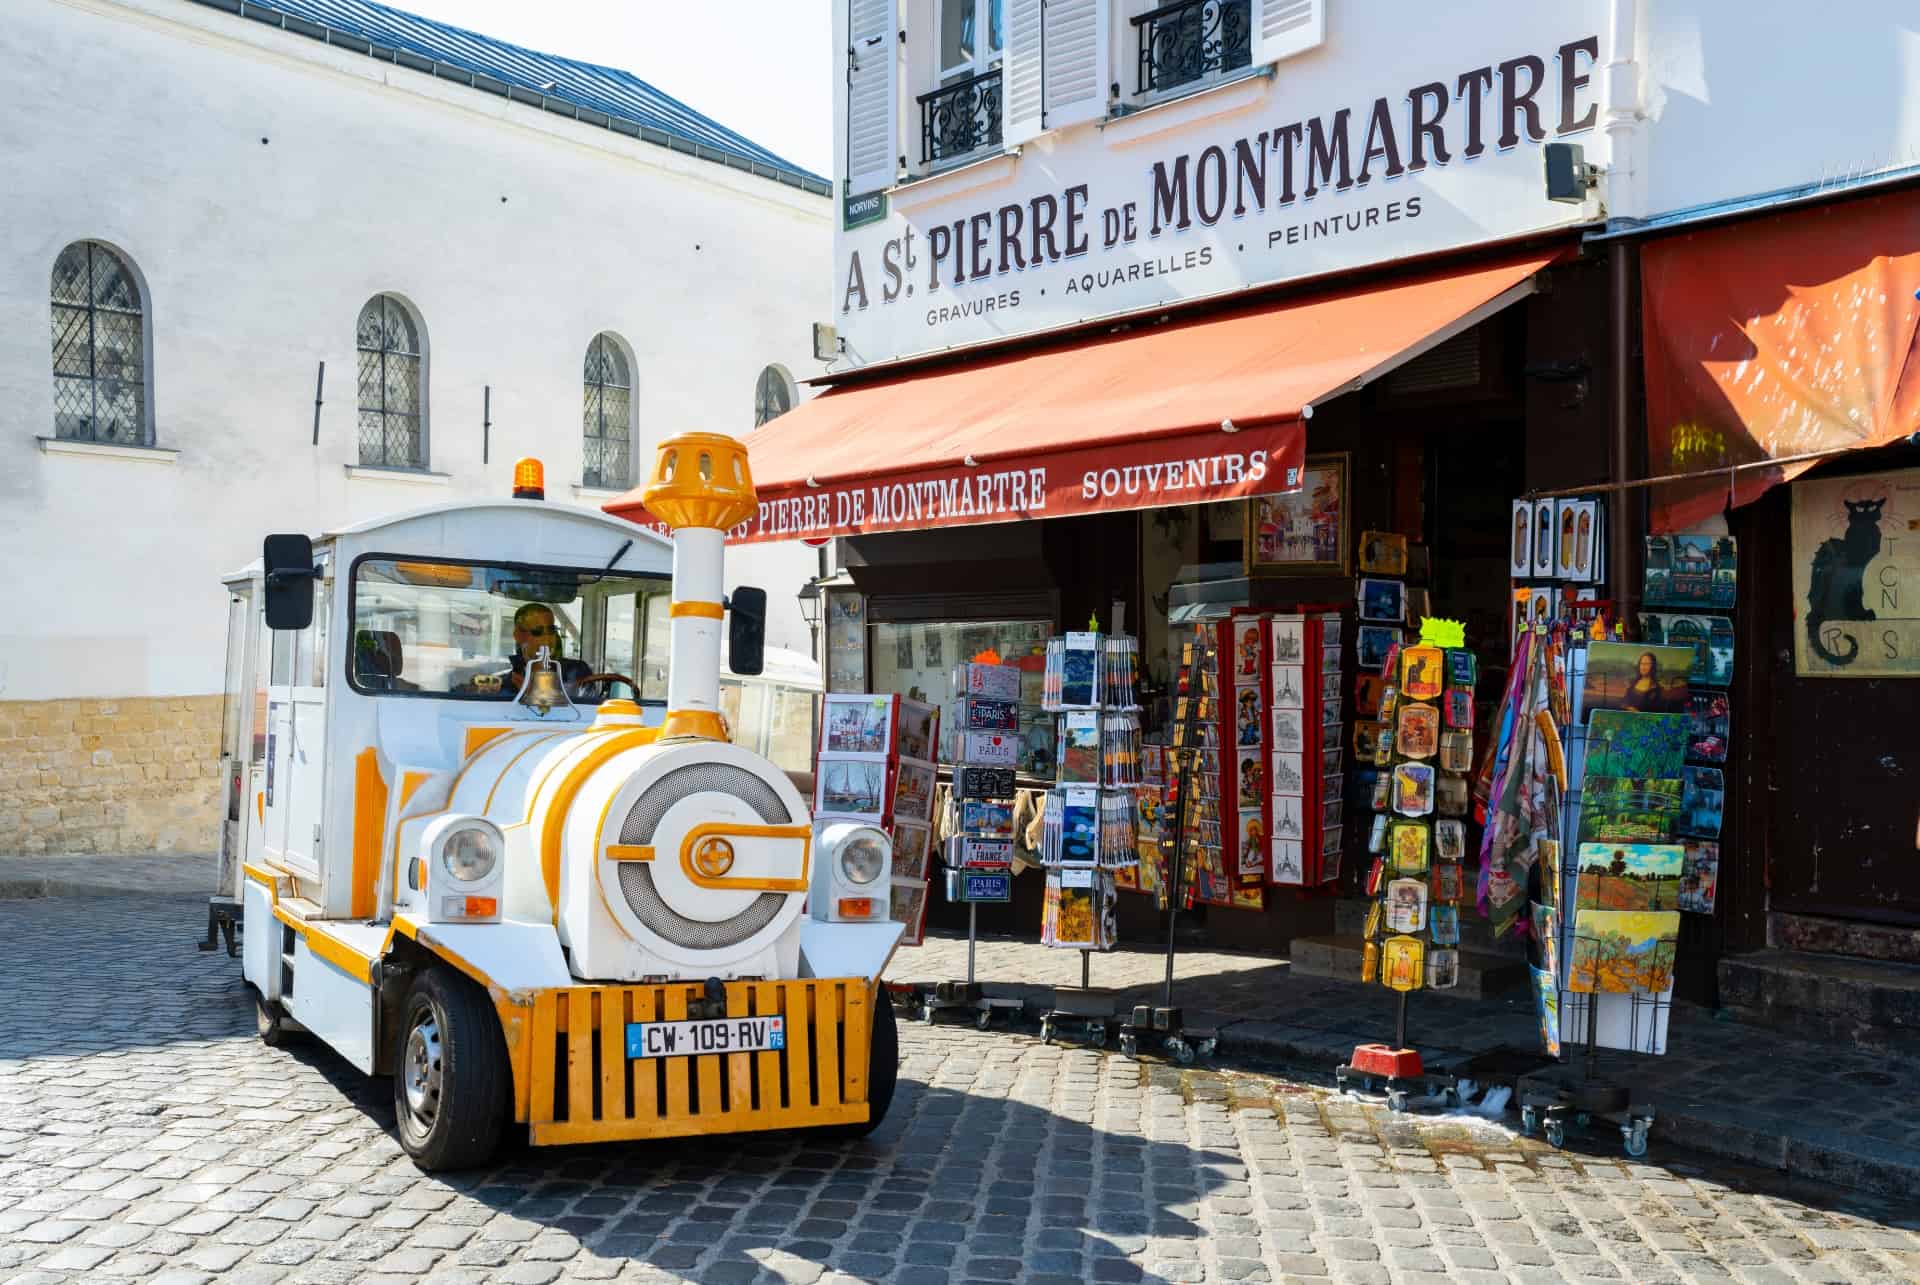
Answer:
xmin=870 ymin=618 xmax=1051 ymax=775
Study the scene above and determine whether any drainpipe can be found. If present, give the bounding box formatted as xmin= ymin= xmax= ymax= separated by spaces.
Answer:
xmin=1605 ymin=0 xmax=1646 ymax=617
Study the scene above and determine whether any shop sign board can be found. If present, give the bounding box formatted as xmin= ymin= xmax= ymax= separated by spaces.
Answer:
xmin=835 ymin=2 xmax=1609 ymax=367
xmin=1792 ymin=467 xmax=1920 ymax=678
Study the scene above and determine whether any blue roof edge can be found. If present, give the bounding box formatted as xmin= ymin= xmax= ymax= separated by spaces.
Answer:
xmin=183 ymin=0 xmax=833 ymax=198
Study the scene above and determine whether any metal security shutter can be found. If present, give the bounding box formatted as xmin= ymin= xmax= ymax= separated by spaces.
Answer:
xmin=1002 ymin=0 xmax=1045 ymax=144
xmin=846 ymin=0 xmax=900 ymax=192
xmin=1041 ymin=0 xmax=1109 ymax=131
xmin=1252 ymin=0 xmax=1325 ymax=66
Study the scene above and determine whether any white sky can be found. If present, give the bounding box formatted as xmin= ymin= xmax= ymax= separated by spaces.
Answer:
xmin=392 ymin=0 xmax=834 ymax=176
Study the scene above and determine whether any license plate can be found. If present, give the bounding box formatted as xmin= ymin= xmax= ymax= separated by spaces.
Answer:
xmin=625 ymin=1016 xmax=785 ymax=1059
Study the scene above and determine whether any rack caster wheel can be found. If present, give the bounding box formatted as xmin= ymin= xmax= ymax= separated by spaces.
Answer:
xmin=1623 ymin=1121 xmax=1649 ymax=1158
xmin=1118 ymin=1034 xmax=1138 ymax=1057
xmin=922 ymin=1007 xmax=937 ymax=1025
xmin=975 ymin=1010 xmax=992 ymax=1031
xmin=1544 ymin=1119 xmax=1567 ymax=1149
xmin=1165 ymin=1036 xmax=1194 ymax=1065
xmin=1194 ymin=1038 xmax=1217 ymax=1059
xmin=1041 ymin=1019 xmax=1055 ymax=1045
xmin=1574 ymin=1110 xmax=1592 ymax=1128
xmin=1386 ymin=1089 xmax=1409 ymax=1114
xmin=1089 ymin=1026 xmax=1107 ymax=1049
xmin=1519 ymin=1105 xmax=1539 ymax=1137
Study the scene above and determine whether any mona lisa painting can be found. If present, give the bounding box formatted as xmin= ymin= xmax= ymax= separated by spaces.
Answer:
xmin=1580 ymin=641 xmax=1692 ymax=715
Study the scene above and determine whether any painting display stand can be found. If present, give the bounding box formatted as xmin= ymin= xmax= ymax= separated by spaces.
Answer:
xmin=1117 ymin=631 xmax=1224 ymax=1066
xmin=1515 ymin=994 xmax=1655 ymax=1156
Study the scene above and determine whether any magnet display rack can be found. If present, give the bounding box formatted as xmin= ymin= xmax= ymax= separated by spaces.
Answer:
xmin=920 ymin=662 xmax=1025 ymax=1029
xmin=1117 ymin=629 xmax=1223 ymax=1064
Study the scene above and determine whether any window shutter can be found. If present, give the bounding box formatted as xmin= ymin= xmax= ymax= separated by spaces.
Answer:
xmin=1040 ymin=0 xmax=1109 ymax=132
xmin=1002 ymin=0 xmax=1045 ymax=144
xmin=1252 ymin=0 xmax=1325 ymax=66
xmin=846 ymin=0 xmax=899 ymax=193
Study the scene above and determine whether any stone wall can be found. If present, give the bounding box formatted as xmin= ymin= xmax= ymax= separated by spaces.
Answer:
xmin=0 ymin=696 xmax=222 ymax=856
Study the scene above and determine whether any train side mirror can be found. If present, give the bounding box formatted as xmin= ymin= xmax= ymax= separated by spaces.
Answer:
xmin=728 ymin=586 xmax=766 ymax=676
xmin=262 ymin=533 xmax=318 ymax=631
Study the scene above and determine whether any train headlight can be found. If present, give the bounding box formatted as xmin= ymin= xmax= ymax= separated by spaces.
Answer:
xmin=838 ymin=831 xmax=887 ymax=885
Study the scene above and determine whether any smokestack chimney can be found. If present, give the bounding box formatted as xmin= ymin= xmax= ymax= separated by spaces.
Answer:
xmin=640 ymin=432 xmax=756 ymax=741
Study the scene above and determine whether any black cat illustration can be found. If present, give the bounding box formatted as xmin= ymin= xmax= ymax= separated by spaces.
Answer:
xmin=1805 ymin=497 xmax=1887 ymax=666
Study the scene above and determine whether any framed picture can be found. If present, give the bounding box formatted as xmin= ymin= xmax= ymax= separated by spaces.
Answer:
xmin=1247 ymin=453 xmax=1350 ymax=575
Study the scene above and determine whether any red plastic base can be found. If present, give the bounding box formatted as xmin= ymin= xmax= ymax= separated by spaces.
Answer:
xmin=1350 ymin=1043 xmax=1424 ymax=1079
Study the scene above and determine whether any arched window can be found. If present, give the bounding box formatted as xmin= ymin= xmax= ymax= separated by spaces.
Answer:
xmin=754 ymin=363 xmax=796 ymax=428
xmin=582 ymin=332 xmax=634 ymax=489
xmin=51 ymin=241 xmax=149 ymax=445
xmin=356 ymin=294 xmax=425 ymax=469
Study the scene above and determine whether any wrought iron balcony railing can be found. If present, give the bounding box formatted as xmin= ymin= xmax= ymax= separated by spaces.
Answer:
xmin=917 ymin=67 xmax=1002 ymax=168
xmin=1132 ymin=0 xmax=1252 ymax=98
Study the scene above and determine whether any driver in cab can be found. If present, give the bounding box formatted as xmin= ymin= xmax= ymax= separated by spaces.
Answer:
xmin=478 ymin=603 xmax=592 ymax=698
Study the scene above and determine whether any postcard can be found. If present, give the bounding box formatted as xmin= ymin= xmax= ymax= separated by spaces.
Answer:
xmin=1575 ymin=841 xmax=1684 ymax=912
xmin=891 ymin=822 xmax=930 ymax=882
xmin=1685 ymin=691 xmax=1731 ymax=765
xmin=1232 ymin=617 xmax=1264 ymax=680
xmin=1272 ymin=751 xmax=1305 ymax=794
xmin=1569 ymin=908 xmax=1681 ymax=994
xmin=1356 ymin=626 xmax=1401 ymax=671
xmin=1644 ymin=532 xmax=1737 ymax=610
xmin=1396 ymin=703 xmax=1439 ymax=759
xmin=1680 ymin=765 xmax=1725 ymax=839
xmin=1679 ymin=840 xmax=1720 ymax=914
xmin=1434 ymin=818 xmax=1465 ymax=861
xmin=1359 ymin=530 xmax=1409 ymax=576
xmin=1639 ymin=612 xmax=1736 ymax=687
xmin=815 ymin=756 xmax=888 ymax=819
xmin=1269 ymin=615 xmax=1305 ymax=665
xmin=893 ymin=760 xmax=936 ymax=823
xmin=1272 ymin=664 xmax=1306 ymax=709
xmin=1273 ymin=794 xmax=1303 ymax=841
xmin=822 ymin=695 xmax=894 ymax=757
xmin=1271 ymin=839 xmax=1304 ymax=884
xmin=1581 ymin=641 xmax=1693 ymax=715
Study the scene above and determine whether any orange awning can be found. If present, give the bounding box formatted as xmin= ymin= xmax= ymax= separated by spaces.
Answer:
xmin=1643 ymin=187 xmax=1920 ymax=532
xmin=606 ymin=248 xmax=1563 ymax=543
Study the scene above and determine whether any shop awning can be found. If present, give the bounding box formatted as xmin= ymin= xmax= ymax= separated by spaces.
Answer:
xmin=605 ymin=248 xmax=1563 ymax=543
xmin=1643 ymin=187 xmax=1920 ymax=532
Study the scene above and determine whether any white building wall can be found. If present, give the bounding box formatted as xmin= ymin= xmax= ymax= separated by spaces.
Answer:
xmin=0 ymin=0 xmax=828 ymax=709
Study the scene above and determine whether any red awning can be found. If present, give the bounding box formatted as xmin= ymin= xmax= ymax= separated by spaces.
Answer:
xmin=1643 ymin=187 xmax=1920 ymax=532
xmin=605 ymin=248 xmax=1563 ymax=543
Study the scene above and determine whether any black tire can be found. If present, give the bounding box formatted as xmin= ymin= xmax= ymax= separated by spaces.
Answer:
xmin=254 ymin=990 xmax=291 ymax=1047
xmin=392 ymin=966 xmax=509 ymax=1171
xmin=825 ymin=992 xmax=898 ymax=1139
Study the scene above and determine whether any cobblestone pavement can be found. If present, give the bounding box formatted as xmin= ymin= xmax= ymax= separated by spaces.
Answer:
xmin=3 ymin=895 xmax=1918 ymax=1284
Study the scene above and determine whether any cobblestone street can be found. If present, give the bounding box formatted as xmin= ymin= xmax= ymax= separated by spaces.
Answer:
xmin=2 ymin=893 xmax=1917 ymax=1285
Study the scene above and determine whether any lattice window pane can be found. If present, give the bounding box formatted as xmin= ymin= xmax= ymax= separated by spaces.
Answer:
xmin=383 ymin=354 xmax=420 ymax=415
xmin=49 ymin=241 xmax=147 ymax=445
xmin=91 ymin=251 xmax=138 ymax=311
xmin=357 ymin=295 xmax=427 ymax=468
xmin=50 ymin=306 xmax=91 ymax=377
xmin=51 ymin=246 xmax=90 ymax=306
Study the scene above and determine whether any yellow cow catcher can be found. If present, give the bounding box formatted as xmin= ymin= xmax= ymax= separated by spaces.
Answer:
xmin=207 ymin=435 xmax=901 ymax=1169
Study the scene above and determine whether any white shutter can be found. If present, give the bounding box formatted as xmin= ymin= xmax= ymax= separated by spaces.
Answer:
xmin=1252 ymin=0 xmax=1325 ymax=66
xmin=846 ymin=0 xmax=900 ymax=193
xmin=1002 ymin=0 xmax=1045 ymax=144
xmin=1040 ymin=0 xmax=1110 ymax=131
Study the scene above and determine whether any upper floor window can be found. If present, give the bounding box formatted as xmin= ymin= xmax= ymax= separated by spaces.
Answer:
xmin=356 ymin=294 xmax=426 ymax=470
xmin=583 ymin=332 xmax=634 ymax=489
xmin=51 ymin=241 xmax=150 ymax=445
xmin=920 ymin=0 xmax=1004 ymax=167
xmin=754 ymin=365 xmax=796 ymax=428
xmin=1132 ymin=0 xmax=1251 ymax=99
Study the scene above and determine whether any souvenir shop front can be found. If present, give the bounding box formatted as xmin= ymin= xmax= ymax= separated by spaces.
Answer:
xmin=608 ymin=240 xmax=1636 ymax=961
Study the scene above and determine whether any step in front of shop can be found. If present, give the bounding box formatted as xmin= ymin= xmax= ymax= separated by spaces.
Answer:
xmin=1289 ymin=934 xmax=1529 ymax=1001
xmin=1718 ymin=948 xmax=1920 ymax=1052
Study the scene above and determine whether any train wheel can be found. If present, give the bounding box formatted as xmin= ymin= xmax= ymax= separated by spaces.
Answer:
xmin=393 ymin=967 xmax=508 ymax=1172
xmin=825 ymin=994 xmax=899 ymax=1139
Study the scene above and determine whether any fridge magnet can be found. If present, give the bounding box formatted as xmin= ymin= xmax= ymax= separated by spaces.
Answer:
xmin=961 ymin=799 xmax=1014 ymax=837
xmin=1358 ymin=577 xmax=1406 ymax=623
xmin=1269 ymin=615 xmax=1305 ymax=663
xmin=1435 ymin=773 xmax=1469 ymax=817
xmin=1680 ymin=766 xmax=1725 ymax=839
xmin=1679 ymin=840 xmax=1721 ymax=913
xmin=1430 ymin=861 xmax=1462 ymax=903
xmin=1249 ymin=452 xmax=1350 ymax=575
xmin=1359 ymin=530 xmax=1410 ymax=575
xmin=1367 ymin=811 xmax=1388 ymax=853
xmin=1232 ymin=618 xmax=1263 ymax=680
xmin=1686 ymin=691 xmax=1731 ymax=764
xmin=1391 ymin=763 xmax=1435 ymax=817
xmin=1510 ymin=500 xmax=1535 ymax=578
xmin=1434 ymin=818 xmax=1465 ymax=861
xmin=1640 ymin=612 xmax=1736 ymax=687
xmin=1430 ymin=904 xmax=1460 ymax=946
xmin=1426 ymin=948 xmax=1460 ymax=990
xmin=1443 ymin=688 xmax=1473 ymax=730
xmin=1644 ymin=532 xmax=1737 ymax=610
xmin=1533 ymin=499 xmax=1556 ymax=577
xmin=1582 ymin=641 xmax=1693 ymax=715
xmin=816 ymin=757 xmax=888 ymax=819
xmin=1569 ymin=908 xmax=1680 ymax=994
xmin=1395 ymin=702 xmax=1439 ymax=759
xmin=1366 ymin=856 xmax=1386 ymax=896
xmin=1235 ymin=689 xmax=1262 ymax=746
xmin=1274 ymin=795 xmax=1303 ymax=841
xmin=1273 ymin=708 xmax=1306 ymax=752
xmin=960 ymin=697 xmax=1019 ymax=732
xmin=1272 ymin=752 xmax=1305 ymax=793
xmin=1356 ymin=626 xmax=1400 ymax=671
xmin=1400 ymin=646 xmax=1445 ymax=700
xmin=1437 ymin=731 xmax=1473 ymax=774
xmin=1388 ymin=821 xmax=1429 ymax=874
xmin=1237 ymin=754 xmax=1264 ymax=806
xmin=823 ymin=695 xmax=895 ymax=756
xmin=1511 ymin=586 xmax=1533 ymax=644
xmin=893 ymin=760 xmax=936 ymax=823
xmin=960 ymin=730 xmax=1020 ymax=767
xmin=1382 ymin=934 xmax=1426 ymax=990
xmin=1272 ymin=665 xmax=1305 ymax=708
xmin=1271 ymin=839 xmax=1304 ymax=884
xmin=1447 ymin=649 xmax=1476 ymax=688
xmin=1355 ymin=674 xmax=1386 ymax=718
xmin=1369 ymin=772 xmax=1391 ymax=811
xmin=1386 ymin=878 xmax=1428 ymax=932
xmin=1361 ymin=940 xmax=1380 ymax=983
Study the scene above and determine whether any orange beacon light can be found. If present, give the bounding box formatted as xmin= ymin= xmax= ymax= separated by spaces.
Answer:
xmin=512 ymin=457 xmax=545 ymax=500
